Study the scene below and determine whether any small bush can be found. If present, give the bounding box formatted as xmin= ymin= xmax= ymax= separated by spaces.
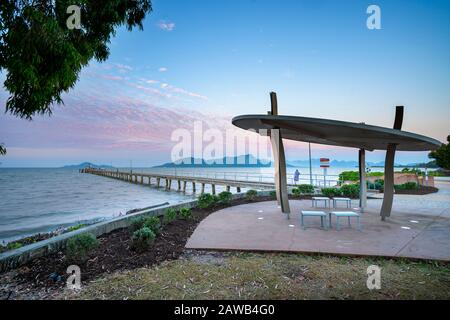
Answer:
xmin=292 ymin=187 xmax=301 ymax=197
xmin=180 ymin=207 xmax=192 ymax=219
xmin=197 ymin=193 xmax=218 ymax=209
xmin=67 ymin=224 xmax=86 ymax=233
xmin=297 ymin=184 xmax=314 ymax=194
xmin=217 ymin=191 xmax=233 ymax=205
xmin=339 ymin=171 xmax=359 ymax=182
xmin=66 ymin=233 xmax=98 ymax=262
xmin=131 ymin=227 xmax=155 ymax=252
xmin=340 ymin=184 xmax=360 ymax=198
xmin=143 ymin=216 xmax=162 ymax=235
xmin=130 ymin=216 xmax=146 ymax=232
xmin=321 ymin=187 xmax=342 ymax=198
xmin=269 ymin=191 xmax=277 ymax=199
xmin=245 ymin=189 xmax=258 ymax=201
xmin=395 ymin=182 xmax=418 ymax=190
xmin=163 ymin=208 xmax=177 ymax=224
xmin=6 ymin=242 xmax=23 ymax=250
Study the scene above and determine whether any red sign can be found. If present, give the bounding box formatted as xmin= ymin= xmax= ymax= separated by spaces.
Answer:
xmin=320 ymin=158 xmax=330 ymax=168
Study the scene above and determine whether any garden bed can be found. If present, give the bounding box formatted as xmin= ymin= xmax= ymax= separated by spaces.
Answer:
xmin=0 ymin=194 xmax=309 ymax=299
xmin=394 ymin=185 xmax=439 ymax=195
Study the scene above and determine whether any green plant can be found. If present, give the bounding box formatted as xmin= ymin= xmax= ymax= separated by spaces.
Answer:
xmin=130 ymin=216 xmax=147 ymax=232
xmin=67 ymin=224 xmax=86 ymax=232
xmin=340 ymin=184 xmax=360 ymax=198
xmin=163 ymin=208 xmax=177 ymax=224
xmin=429 ymin=135 xmax=450 ymax=170
xmin=291 ymin=187 xmax=301 ymax=197
xmin=269 ymin=191 xmax=277 ymax=199
xmin=197 ymin=193 xmax=218 ymax=209
xmin=297 ymin=184 xmax=314 ymax=194
xmin=143 ymin=216 xmax=162 ymax=235
xmin=395 ymin=182 xmax=418 ymax=190
xmin=180 ymin=207 xmax=192 ymax=219
xmin=245 ymin=189 xmax=258 ymax=201
xmin=131 ymin=227 xmax=155 ymax=253
xmin=339 ymin=171 xmax=359 ymax=182
xmin=6 ymin=242 xmax=23 ymax=250
xmin=65 ymin=233 xmax=98 ymax=262
xmin=321 ymin=187 xmax=342 ymax=198
xmin=217 ymin=191 xmax=232 ymax=205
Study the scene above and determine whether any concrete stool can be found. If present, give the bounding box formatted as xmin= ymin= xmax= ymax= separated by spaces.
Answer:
xmin=331 ymin=211 xmax=361 ymax=230
xmin=332 ymin=197 xmax=352 ymax=208
xmin=312 ymin=197 xmax=330 ymax=208
xmin=301 ymin=211 xmax=328 ymax=230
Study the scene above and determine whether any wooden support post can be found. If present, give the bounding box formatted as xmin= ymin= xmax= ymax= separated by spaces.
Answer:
xmin=192 ymin=182 xmax=196 ymax=193
xmin=226 ymin=186 xmax=230 ymax=192
xmin=157 ymin=178 xmax=160 ymax=188
xmin=168 ymin=179 xmax=172 ymax=190
xmin=212 ymin=184 xmax=216 ymax=195
xmin=178 ymin=180 xmax=181 ymax=191
xmin=359 ymin=149 xmax=367 ymax=213
xmin=183 ymin=181 xmax=187 ymax=192
xmin=140 ymin=175 xmax=143 ymax=184
xmin=201 ymin=183 xmax=205 ymax=194
xmin=237 ymin=187 xmax=241 ymax=193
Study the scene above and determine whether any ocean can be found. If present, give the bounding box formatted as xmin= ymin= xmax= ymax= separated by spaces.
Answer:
xmin=0 ymin=166 xmax=431 ymax=243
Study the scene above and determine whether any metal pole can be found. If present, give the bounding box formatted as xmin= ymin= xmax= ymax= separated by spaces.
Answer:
xmin=308 ymin=142 xmax=313 ymax=185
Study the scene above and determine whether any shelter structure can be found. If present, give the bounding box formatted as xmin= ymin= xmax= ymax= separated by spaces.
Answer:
xmin=232 ymin=92 xmax=442 ymax=220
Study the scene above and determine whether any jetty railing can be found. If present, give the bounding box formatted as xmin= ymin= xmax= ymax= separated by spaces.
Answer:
xmin=80 ymin=168 xmax=340 ymax=194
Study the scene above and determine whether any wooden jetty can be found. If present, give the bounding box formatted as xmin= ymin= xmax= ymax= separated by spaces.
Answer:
xmin=80 ymin=168 xmax=278 ymax=194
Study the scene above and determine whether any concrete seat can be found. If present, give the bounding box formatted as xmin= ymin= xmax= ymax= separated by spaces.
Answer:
xmin=300 ymin=211 xmax=328 ymax=230
xmin=331 ymin=211 xmax=361 ymax=230
xmin=312 ymin=197 xmax=331 ymax=208
xmin=332 ymin=197 xmax=352 ymax=208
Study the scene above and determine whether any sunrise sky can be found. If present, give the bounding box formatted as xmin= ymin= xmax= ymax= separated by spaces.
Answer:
xmin=1 ymin=0 xmax=449 ymax=167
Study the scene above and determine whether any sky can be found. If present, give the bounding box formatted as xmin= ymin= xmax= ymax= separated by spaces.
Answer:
xmin=1 ymin=0 xmax=449 ymax=167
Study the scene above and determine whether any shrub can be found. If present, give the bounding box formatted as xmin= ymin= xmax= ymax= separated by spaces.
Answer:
xmin=6 ymin=242 xmax=23 ymax=250
xmin=245 ymin=189 xmax=258 ymax=201
xmin=291 ymin=187 xmax=301 ymax=197
xmin=163 ymin=208 xmax=177 ymax=224
xmin=131 ymin=227 xmax=155 ymax=252
xmin=340 ymin=184 xmax=360 ymax=198
xmin=65 ymin=233 xmax=98 ymax=262
xmin=67 ymin=224 xmax=86 ymax=233
xmin=143 ymin=216 xmax=162 ymax=235
xmin=395 ymin=182 xmax=418 ymax=190
xmin=197 ymin=193 xmax=218 ymax=209
xmin=217 ymin=191 xmax=232 ymax=205
xmin=269 ymin=191 xmax=276 ymax=199
xmin=321 ymin=187 xmax=342 ymax=198
xmin=339 ymin=171 xmax=359 ymax=182
xmin=297 ymin=184 xmax=314 ymax=194
xmin=130 ymin=216 xmax=147 ymax=232
xmin=180 ymin=207 xmax=192 ymax=219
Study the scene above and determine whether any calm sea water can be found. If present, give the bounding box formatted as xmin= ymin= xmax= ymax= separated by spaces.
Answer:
xmin=0 ymin=166 xmax=431 ymax=243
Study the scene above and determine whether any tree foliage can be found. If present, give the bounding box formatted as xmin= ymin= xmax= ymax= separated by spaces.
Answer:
xmin=0 ymin=0 xmax=152 ymax=120
xmin=429 ymin=136 xmax=450 ymax=170
xmin=0 ymin=143 xmax=6 ymax=155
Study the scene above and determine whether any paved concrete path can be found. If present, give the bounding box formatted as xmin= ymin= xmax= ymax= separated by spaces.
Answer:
xmin=186 ymin=181 xmax=450 ymax=261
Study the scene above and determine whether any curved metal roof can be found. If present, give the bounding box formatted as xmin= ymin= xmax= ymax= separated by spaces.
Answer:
xmin=232 ymin=114 xmax=442 ymax=151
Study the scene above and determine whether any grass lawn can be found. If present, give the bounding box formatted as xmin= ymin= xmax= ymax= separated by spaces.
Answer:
xmin=65 ymin=251 xmax=450 ymax=300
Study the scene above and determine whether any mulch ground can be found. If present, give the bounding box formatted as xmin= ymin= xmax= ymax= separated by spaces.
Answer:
xmin=2 ymin=195 xmax=304 ymax=299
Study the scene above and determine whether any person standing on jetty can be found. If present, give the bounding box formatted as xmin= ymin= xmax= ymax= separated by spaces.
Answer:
xmin=294 ymin=169 xmax=300 ymax=185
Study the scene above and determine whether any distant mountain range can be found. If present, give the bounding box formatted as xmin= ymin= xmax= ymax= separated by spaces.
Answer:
xmin=62 ymin=162 xmax=114 ymax=169
xmin=153 ymin=155 xmax=437 ymax=168
xmin=153 ymin=155 xmax=275 ymax=168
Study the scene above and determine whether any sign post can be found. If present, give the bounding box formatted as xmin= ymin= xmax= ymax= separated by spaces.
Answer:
xmin=320 ymin=158 xmax=330 ymax=187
